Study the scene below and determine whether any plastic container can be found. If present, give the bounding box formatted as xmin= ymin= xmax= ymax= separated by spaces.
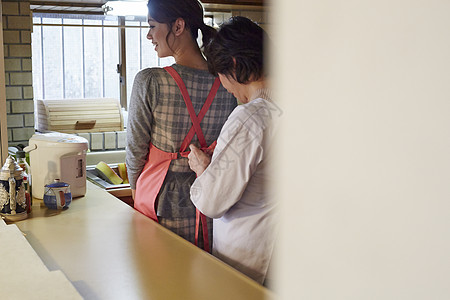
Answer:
xmin=25 ymin=132 xmax=88 ymax=199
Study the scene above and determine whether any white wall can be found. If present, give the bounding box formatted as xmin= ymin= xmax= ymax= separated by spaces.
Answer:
xmin=273 ymin=0 xmax=450 ymax=299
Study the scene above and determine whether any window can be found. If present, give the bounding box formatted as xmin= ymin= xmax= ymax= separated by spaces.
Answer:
xmin=124 ymin=19 xmax=174 ymax=104
xmin=32 ymin=13 xmax=174 ymax=108
xmin=31 ymin=11 xmax=242 ymax=109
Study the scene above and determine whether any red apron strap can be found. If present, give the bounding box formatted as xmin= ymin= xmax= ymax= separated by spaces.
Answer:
xmin=179 ymin=140 xmax=217 ymax=158
xmin=179 ymin=78 xmax=220 ymax=152
xmin=195 ymin=209 xmax=200 ymax=247
xmin=201 ymin=213 xmax=210 ymax=252
xmin=164 ymin=66 xmax=220 ymax=150
xmin=194 ymin=209 xmax=210 ymax=253
xmin=164 ymin=66 xmax=206 ymax=147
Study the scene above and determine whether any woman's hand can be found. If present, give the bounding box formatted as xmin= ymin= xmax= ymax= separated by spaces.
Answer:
xmin=188 ymin=144 xmax=212 ymax=177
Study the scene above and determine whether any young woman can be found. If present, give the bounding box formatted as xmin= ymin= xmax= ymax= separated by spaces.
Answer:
xmin=188 ymin=16 xmax=278 ymax=285
xmin=126 ymin=0 xmax=236 ymax=250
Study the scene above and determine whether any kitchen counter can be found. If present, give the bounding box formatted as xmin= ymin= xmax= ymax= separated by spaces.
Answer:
xmin=12 ymin=182 xmax=273 ymax=300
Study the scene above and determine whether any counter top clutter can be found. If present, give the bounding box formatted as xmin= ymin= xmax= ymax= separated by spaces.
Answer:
xmin=4 ymin=181 xmax=273 ymax=300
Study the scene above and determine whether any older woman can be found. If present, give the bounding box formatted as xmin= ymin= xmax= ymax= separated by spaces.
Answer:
xmin=188 ymin=16 xmax=279 ymax=285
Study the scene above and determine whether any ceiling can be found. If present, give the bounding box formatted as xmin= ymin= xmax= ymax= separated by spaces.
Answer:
xmin=30 ymin=0 xmax=264 ymax=15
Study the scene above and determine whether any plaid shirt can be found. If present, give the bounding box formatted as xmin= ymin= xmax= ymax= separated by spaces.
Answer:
xmin=126 ymin=64 xmax=237 ymax=218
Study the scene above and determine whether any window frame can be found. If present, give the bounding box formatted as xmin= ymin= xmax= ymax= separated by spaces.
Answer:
xmin=31 ymin=13 xmax=164 ymax=110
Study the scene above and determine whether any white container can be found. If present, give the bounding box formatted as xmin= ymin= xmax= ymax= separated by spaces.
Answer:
xmin=25 ymin=132 xmax=88 ymax=199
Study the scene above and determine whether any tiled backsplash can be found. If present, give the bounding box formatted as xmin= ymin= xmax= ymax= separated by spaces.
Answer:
xmin=75 ymin=131 xmax=126 ymax=152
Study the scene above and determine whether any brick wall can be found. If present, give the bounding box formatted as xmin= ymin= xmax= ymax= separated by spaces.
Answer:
xmin=1 ymin=1 xmax=127 ymax=152
xmin=2 ymin=0 xmax=34 ymax=147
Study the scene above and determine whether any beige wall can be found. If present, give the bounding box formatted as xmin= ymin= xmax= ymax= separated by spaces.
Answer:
xmin=274 ymin=0 xmax=450 ymax=298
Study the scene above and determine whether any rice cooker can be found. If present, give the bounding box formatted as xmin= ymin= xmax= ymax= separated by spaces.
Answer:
xmin=25 ymin=132 xmax=89 ymax=199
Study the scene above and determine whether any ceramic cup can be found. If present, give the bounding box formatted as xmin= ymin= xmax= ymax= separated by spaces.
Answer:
xmin=43 ymin=179 xmax=72 ymax=209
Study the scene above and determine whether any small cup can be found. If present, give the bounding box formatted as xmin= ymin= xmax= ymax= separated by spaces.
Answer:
xmin=43 ymin=179 xmax=72 ymax=209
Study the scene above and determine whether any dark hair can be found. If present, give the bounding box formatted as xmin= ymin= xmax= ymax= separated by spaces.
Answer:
xmin=205 ymin=16 xmax=266 ymax=84
xmin=147 ymin=0 xmax=216 ymax=50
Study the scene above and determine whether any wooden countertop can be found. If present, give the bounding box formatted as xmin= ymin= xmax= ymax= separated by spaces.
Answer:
xmin=13 ymin=182 xmax=273 ymax=300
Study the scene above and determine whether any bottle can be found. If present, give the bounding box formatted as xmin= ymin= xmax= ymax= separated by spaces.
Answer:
xmin=16 ymin=150 xmax=32 ymax=213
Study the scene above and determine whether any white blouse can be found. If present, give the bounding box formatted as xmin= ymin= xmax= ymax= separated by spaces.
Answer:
xmin=191 ymin=91 xmax=280 ymax=284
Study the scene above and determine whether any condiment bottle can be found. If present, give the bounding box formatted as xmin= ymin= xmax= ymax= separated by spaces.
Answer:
xmin=16 ymin=150 xmax=31 ymax=212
